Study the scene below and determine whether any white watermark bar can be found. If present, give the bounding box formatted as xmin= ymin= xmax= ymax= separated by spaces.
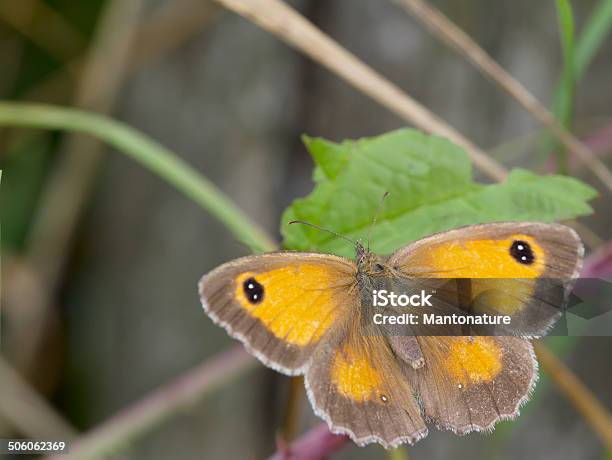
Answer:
xmin=0 ymin=439 xmax=69 ymax=455
xmin=360 ymin=278 xmax=612 ymax=336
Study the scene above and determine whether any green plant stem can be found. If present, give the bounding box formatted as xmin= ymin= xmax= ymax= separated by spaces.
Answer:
xmin=549 ymin=0 xmax=612 ymax=168
xmin=388 ymin=446 xmax=410 ymax=460
xmin=553 ymin=0 xmax=576 ymax=173
xmin=0 ymin=102 xmax=276 ymax=253
xmin=574 ymin=0 xmax=612 ymax=78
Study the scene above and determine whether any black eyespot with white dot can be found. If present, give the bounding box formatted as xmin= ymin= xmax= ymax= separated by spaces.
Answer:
xmin=243 ymin=277 xmax=264 ymax=304
xmin=510 ymin=240 xmax=535 ymax=265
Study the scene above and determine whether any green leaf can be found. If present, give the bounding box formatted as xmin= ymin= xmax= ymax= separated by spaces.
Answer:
xmin=281 ymin=129 xmax=596 ymax=258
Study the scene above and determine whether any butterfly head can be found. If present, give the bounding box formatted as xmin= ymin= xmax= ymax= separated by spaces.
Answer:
xmin=356 ymin=240 xmax=385 ymax=274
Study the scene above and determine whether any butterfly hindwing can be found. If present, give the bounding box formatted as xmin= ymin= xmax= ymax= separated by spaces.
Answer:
xmin=304 ymin=321 xmax=428 ymax=448
xmin=403 ymin=335 xmax=537 ymax=433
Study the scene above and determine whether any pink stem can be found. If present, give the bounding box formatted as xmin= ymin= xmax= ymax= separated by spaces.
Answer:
xmin=268 ymin=423 xmax=348 ymax=460
xmin=582 ymin=240 xmax=612 ymax=278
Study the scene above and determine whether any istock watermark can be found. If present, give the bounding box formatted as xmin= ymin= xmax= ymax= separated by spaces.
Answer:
xmin=371 ymin=289 xmax=434 ymax=307
xmin=361 ymin=278 xmax=612 ymax=337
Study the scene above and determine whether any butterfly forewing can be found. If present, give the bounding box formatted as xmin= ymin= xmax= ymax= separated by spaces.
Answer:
xmin=388 ymin=222 xmax=583 ymax=336
xmin=199 ymin=252 xmax=356 ymax=375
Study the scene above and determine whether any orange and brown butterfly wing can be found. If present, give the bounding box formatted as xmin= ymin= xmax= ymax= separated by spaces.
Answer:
xmin=404 ymin=335 xmax=537 ymax=434
xmin=199 ymin=253 xmax=356 ymax=375
xmin=387 ymin=222 xmax=582 ymax=433
xmin=389 ymin=222 xmax=583 ymax=336
xmin=305 ymin=320 xmax=428 ymax=448
xmin=201 ymin=253 xmax=428 ymax=446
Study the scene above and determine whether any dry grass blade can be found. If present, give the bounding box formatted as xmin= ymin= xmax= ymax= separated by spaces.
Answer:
xmin=44 ymin=346 xmax=255 ymax=460
xmin=392 ymin=0 xmax=612 ymax=193
xmin=15 ymin=0 xmax=221 ymax=105
xmin=281 ymin=376 xmax=304 ymax=442
xmin=0 ymin=356 xmax=78 ymax=440
xmin=1 ymin=0 xmax=146 ymax=440
xmin=213 ymin=0 xmax=508 ymax=182
xmin=129 ymin=0 xmax=221 ymax=71
xmin=26 ymin=0 xmax=145 ymax=290
xmin=533 ymin=342 xmax=612 ymax=450
xmin=0 ymin=0 xmax=85 ymax=64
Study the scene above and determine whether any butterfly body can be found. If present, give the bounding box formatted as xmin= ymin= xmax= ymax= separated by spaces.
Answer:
xmin=199 ymin=222 xmax=582 ymax=447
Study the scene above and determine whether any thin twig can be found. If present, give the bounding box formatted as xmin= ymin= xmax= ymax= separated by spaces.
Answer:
xmin=0 ymin=0 xmax=85 ymax=63
xmin=129 ymin=0 xmax=221 ymax=71
xmin=1 ymin=255 xmax=54 ymax=382
xmin=15 ymin=0 xmax=220 ymax=104
xmin=533 ymin=342 xmax=612 ymax=450
xmin=392 ymin=0 xmax=612 ymax=194
xmin=0 ymin=356 xmax=78 ymax=440
xmin=44 ymin=346 xmax=255 ymax=460
xmin=213 ymin=0 xmax=508 ymax=182
xmin=280 ymin=376 xmax=304 ymax=442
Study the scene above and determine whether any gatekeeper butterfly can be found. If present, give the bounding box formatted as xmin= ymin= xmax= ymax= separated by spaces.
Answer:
xmin=199 ymin=222 xmax=582 ymax=447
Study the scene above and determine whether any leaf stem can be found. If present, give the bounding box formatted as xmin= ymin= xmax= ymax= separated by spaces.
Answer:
xmin=0 ymin=102 xmax=276 ymax=253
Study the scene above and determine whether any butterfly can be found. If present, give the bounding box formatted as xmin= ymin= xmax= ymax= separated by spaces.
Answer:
xmin=199 ymin=222 xmax=582 ymax=448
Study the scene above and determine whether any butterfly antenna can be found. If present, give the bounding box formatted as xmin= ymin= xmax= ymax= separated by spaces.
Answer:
xmin=288 ymin=221 xmax=354 ymax=245
xmin=367 ymin=192 xmax=390 ymax=251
